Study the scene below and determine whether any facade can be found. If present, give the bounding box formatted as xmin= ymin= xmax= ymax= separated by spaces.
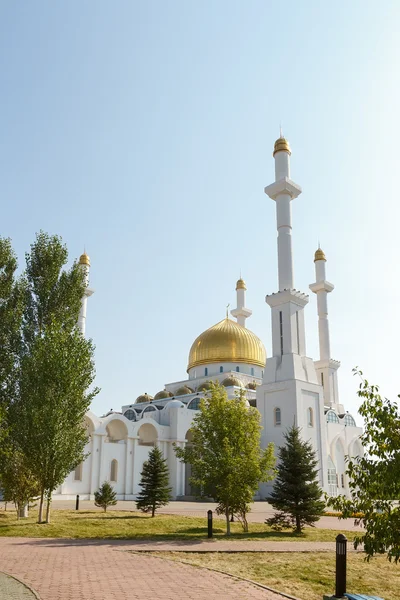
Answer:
xmin=55 ymin=136 xmax=363 ymax=501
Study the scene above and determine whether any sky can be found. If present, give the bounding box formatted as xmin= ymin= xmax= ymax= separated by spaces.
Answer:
xmin=1 ymin=1 xmax=400 ymax=421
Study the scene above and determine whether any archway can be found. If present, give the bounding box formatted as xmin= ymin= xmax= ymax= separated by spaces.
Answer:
xmin=138 ymin=423 xmax=158 ymax=446
xmin=106 ymin=419 xmax=128 ymax=443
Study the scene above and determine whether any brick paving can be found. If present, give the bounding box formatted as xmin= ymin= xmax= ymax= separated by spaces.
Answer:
xmin=0 ymin=573 xmax=38 ymax=599
xmin=0 ymin=537 xmax=292 ymax=600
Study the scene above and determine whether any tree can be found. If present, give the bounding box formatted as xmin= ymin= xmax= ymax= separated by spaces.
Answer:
xmin=8 ymin=233 xmax=99 ymax=523
xmin=94 ymin=482 xmax=117 ymax=512
xmin=175 ymin=381 xmax=275 ymax=535
xmin=266 ymin=426 xmax=325 ymax=533
xmin=327 ymin=369 xmax=400 ymax=562
xmin=0 ymin=448 xmax=40 ymax=518
xmin=136 ymin=447 xmax=172 ymax=517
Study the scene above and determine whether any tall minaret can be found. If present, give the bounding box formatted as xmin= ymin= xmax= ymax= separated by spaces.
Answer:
xmin=230 ymin=278 xmax=252 ymax=327
xmin=78 ymin=252 xmax=94 ymax=336
xmin=257 ymin=134 xmax=328 ymax=496
xmin=309 ymin=248 xmax=343 ymax=411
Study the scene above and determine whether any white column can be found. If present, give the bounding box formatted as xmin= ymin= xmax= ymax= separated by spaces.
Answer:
xmin=77 ymin=253 xmax=94 ymax=337
xmin=230 ymin=278 xmax=252 ymax=327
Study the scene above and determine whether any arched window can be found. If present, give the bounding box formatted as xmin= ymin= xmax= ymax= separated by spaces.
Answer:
xmin=188 ymin=397 xmax=202 ymax=410
xmin=251 ymin=367 xmax=254 ymax=376
xmin=142 ymin=405 xmax=157 ymax=417
xmin=344 ymin=414 xmax=356 ymax=427
xmin=205 ymin=367 xmax=208 ymax=376
xmin=326 ymin=410 xmax=339 ymax=424
xmin=274 ymin=407 xmax=281 ymax=426
xmin=220 ymin=366 xmax=223 ymax=373
xmin=308 ymin=407 xmax=314 ymax=427
xmin=327 ymin=456 xmax=337 ymax=497
xmin=138 ymin=423 xmax=157 ymax=446
xmin=236 ymin=366 xmax=240 ymax=372
xmin=110 ymin=459 xmax=118 ymax=482
xmin=74 ymin=463 xmax=83 ymax=481
xmin=124 ymin=409 xmax=136 ymax=421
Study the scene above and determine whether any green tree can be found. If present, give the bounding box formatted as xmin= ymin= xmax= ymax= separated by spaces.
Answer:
xmin=175 ymin=381 xmax=275 ymax=535
xmin=9 ymin=232 xmax=98 ymax=524
xmin=0 ymin=448 xmax=40 ymax=518
xmin=327 ymin=369 xmax=400 ymax=561
xmin=136 ymin=447 xmax=172 ymax=517
xmin=266 ymin=426 xmax=325 ymax=533
xmin=94 ymin=481 xmax=117 ymax=512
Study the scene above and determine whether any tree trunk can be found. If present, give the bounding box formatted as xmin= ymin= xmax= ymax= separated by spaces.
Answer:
xmin=295 ymin=515 xmax=301 ymax=533
xmin=45 ymin=495 xmax=51 ymax=524
xmin=225 ymin=506 xmax=231 ymax=536
xmin=18 ymin=504 xmax=29 ymax=519
xmin=38 ymin=490 xmax=44 ymax=524
xmin=152 ymin=504 xmax=155 ymax=518
xmin=104 ymin=506 xmax=107 ymax=512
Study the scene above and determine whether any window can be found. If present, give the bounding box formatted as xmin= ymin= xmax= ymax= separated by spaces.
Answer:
xmin=236 ymin=366 xmax=239 ymax=372
xmin=251 ymin=367 xmax=254 ymax=376
xmin=220 ymin=366 xmax=223 ymax=373
xmin=274 ymin=407 xmax=281 ymax=426
xmin=321 ymin=372 xmax=324 ymax=388
xmin=188 ymin=397 xmax=201 ymax=410
xmin=344 ymin=414 xmax=356 ymax=427
xmin=326 ymin=410 xmax=339 ymax=424
xmin=279 ymin=311 xmax=283 ymax=355
xmin=74 ymin=463 xmax=83 ymax=481
xmin=262 ymin=370 xmax=264 ymax=378
xmin=327 ymin=457 xmax=336 ymax=486
xmin=307 ymin=407 xmax=314 ymax=427
xmin=110 ymin=459 xmax=118 ymax=483
xmin=341 ymin=473 xmax=345 ymax=488
xmin=124 ymin=409 xmax=136 ymax=421
xmin=205 ymin=367 xmax=208 ymax=376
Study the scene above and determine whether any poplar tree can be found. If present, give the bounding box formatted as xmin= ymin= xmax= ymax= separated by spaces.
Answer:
xmin=136 ymin=447 xmax=172 ymax=516
xmin=266 ymin=426 xmax=325 ymax=533
xmin=175 ymin=381 xmax=275 ymax=535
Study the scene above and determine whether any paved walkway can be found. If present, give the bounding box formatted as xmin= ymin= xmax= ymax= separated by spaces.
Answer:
xmin=0 ymin=572 xmax=38 ymax=599
xmin=0 ymin=537 xmax=292 ymax=600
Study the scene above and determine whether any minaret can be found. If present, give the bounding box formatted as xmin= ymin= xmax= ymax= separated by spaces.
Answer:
xmin=256 ymin=134 xmax=328 ymax=496
xmin=309 ymin=248 xmax=343 ymax=411
xmin=230 ymin=278 xmax=252 ymax=327
xmin=78 ymin=252 xmax=94 ymax=336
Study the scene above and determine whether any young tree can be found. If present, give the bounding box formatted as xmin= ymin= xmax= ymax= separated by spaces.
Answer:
xmin=175 ymin=381 xmax=275 ymax=535
xmin=9 ymin=232 xmax=99 ymax=523
xmin=327 ymin=370 xmax=400 ymax=562
xmin=0 ymin=448 xmax=40 ymax=518
xmin=266 ymin=426 xmax=325 ymax=533
xmin=136 ymin=447 xmax=172 ymax=517
xmin=94 ymin=482 xmax=117 ymax=512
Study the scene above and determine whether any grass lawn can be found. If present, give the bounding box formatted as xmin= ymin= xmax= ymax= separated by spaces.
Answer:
xmin=0 ymin=509 xmax=350 ymax=541
xmin=152 ymin=551 xmax=400 ymax=600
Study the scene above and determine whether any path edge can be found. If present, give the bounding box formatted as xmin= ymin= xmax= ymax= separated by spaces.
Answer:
xmin=129 ymin=550 xmax=302 ymax=600
xmin=1 ymin=571 xmax=41 ymax=599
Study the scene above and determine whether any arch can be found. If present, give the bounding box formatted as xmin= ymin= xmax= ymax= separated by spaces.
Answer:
xmin=274 ymin=407 xmax=281 ymax=426
xmin=326 ymin=410 xmax=339 ymax=424
xmin=307 ymin=407 xmax=314 ymax=427
xmin=138 ymin=423 xmax=157 ymax=446
xmin=187 ymin=397 xmax=202 ymax=410
xmin=110 ymin=459 xmax=118 ymax=482
xmin=123 ymin=409 xmax=137 ymax=421
xmin=334 ymin=437 xmax=346 ymax=490
xmin=349 ymin=437 xmax=363 ymax=460
xmin=142 ymin=405 xmax=157 ymax=417
xmin=84 ymin=415 xmax=95 ymax=437
xmin=106 ymin=418 xmax=128 ymax=443
xmin=343 ymin=413 xmax=356 ymax=427
xmin=74 ymin=462 xmax=83 ymax=481
xmin=327 ymin=455 xmax=337 ymax=497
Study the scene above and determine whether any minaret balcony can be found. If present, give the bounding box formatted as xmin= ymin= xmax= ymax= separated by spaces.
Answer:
xmin=264 ymin=177 xmax=302 ymax=201
xmin=309 ymin=281 xmax=334 ymax=294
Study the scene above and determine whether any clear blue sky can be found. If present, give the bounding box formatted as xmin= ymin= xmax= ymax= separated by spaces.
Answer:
xmin=1 ymin=1 xmax=399 ymax=420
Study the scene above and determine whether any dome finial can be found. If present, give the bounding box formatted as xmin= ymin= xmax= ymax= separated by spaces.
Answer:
xmin=314 ymin=247 xmax=326 ymax=262
xmin=79 ymin=249 xmax=90 ymax=267
xmin=226 ymin=303 xmax=230 ymax=318
xmin=273 ymin=132 xmax=291 ymax=157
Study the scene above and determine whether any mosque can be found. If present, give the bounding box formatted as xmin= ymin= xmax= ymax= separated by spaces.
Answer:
xmin=54 ymin=135 xmax=363 ymax=501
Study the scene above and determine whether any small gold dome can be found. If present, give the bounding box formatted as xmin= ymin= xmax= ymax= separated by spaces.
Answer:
xmin=197 ymin=381 xmax=213 ymax=392
xmin=187 ymin=318 xmax=266 ymax=372
xmin=236 ymin=278 xmax=246 ymax=291
xmin=273 ymin=137 xmax=291 ymax=157
xmin=314 ymin=248 xmax=326 ymax=262
xmin=175 ymin=385 xmax=194 ymax=396
xmin=135 ymin=393 xmax=153 ymax=404
xmin=79 ymin=252 xmax=90 ymax=267
xmin=154 ymin=390 xmax=173 ymax=400
xmin=222 ymin=376 xmax=243 ymax=388
xmin=246 ymin=381 xmax=257 ymax=390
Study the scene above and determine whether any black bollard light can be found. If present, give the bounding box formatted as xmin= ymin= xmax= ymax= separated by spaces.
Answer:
xmin=75 ymin=494 xmax=80 ymax=511
xmin=207 ymin=509 xmax=213 ymax=538
xmin=335 ymin=533 xmax=347 ymax=598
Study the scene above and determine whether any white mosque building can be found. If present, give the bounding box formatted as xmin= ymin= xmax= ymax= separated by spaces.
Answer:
xmin=54 ymin=135 xmax=363 ymax=501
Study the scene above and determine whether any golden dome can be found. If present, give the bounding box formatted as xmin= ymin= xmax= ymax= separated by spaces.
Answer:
xmin=175 ymin=385 xmax=194 ymax=396
xmin=273 ymin=137 xmax=291 ymax=157
xmin=236 ymin=278 xmax=246 ymax=290
xmin=135 ymin=393 xmax=153 ymax=404
xmin=314 ymin=248 xmax=326 ymax=262
xmin=187 ymin=318 xmax=266 ymax=372
xmin=79 ymin=252 xmax=90 ymax=267
xmin=154 ymin=390 xmax=173 ymax=400
xmin=222 ymin=376 xmax=243 ymax=388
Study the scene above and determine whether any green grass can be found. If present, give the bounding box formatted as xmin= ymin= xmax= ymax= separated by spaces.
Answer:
xmin=0 ymin=509 xmax=350 ymax=541
xmin=152 ymin=551 xmax=400 ymax=600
